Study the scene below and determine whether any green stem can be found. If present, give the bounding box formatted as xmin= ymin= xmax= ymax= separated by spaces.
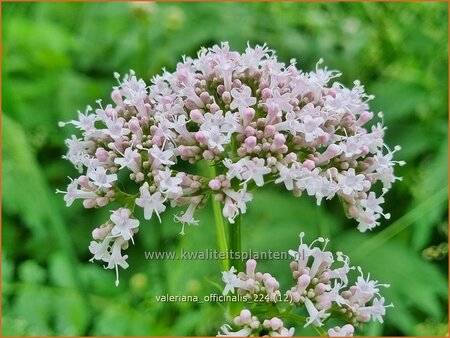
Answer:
xmin=208 ymin=162 xmax=229 ymax=271
xmin=228 ymin=213 xmax=242 ymax=271
xmin=278 ymin=312 xmax=307 ymax=323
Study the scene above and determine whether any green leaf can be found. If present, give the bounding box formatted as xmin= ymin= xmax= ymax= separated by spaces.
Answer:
xmin=18 ymin=260 xmax=46 ymax=285
xmin=11 ymin=285 xmax=54 ymax=335
xmin=2 ymin=115 xmax=53 ymax=241
xmin=53 ymin=292 xmax=90 ymax=335
xmin=411 ymin=142 xmax=448 ymax=249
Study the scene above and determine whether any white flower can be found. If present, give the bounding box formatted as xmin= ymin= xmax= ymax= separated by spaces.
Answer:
xmin=271 ymin=327 xmax=295 ymax=337
xmin=114 ymin=147 xmax=141 ymax=173
xmin=265 ymin=88 xmax=293 ymax=113
xmin=106 ymin=238 xmax=129 ymax=287
xmin=203 ymin=126 xmax=230 ymax=152
xmin=360 ymin=191 xmax=384 ymax=214
xmin=89 ymin=237 xmax=111 ymax=262
xmin=156 ymin=168 xmax=183 ymax=199
xmin=240 ymin=158 xmax=271 ymax=187
xmin=357 ymin=297 xmax=392 ymax=323
xmin=60 ymin=106 xmax=98 ymax=132
xmin=274 ymin=112 xmax=302 ymax=135
xmin=328 ymin=324 xmax=355 ymax=337
xmin=174 ymin=202 xmax=199 ymax=235
xmin=340 ymin=136 xmax=364 ymax=158
xmin=103 ymin=116 xmax=130 ymax=140
xmin=217 ymin=324 xmax=252 ymax=337
xmin=135 ymin=182 xmax=166 ymax=222
xmin=119 ymin=73 xmax=148 ymax=115
xmin=338 ymin=168 xmax=366 ymax=195
xmin=299 ymin=115 xmax=326 ymax=143
xmin=303 ymin=297 xmax=331 ymax=327
xmin=275 ymin=162 xmax=302 ymax=191
xmin=56 ymin=177 xmax=97 ymax=206
xmin=88 ymin=166 xmax=117 ymax=189
xmin=223 ymin=188 xmax=253 ymax=223
xmin=63 ymin=136 xmax=94 ymax=172
xmin=149 ymin=144 xmax=175 ymax=169
xmin=230 ymin=85 xmax=257 ymax=112
xmin=224 ymin=158 xmax=246 ymax=180
xmin=221 ymin=266 xmax=247 ymax=295
xmin=110 ymin=208 xmax=140 ymax=241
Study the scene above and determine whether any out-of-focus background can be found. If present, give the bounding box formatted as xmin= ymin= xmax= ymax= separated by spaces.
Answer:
xmin=2 ymin=2 xmax=448 ymax=336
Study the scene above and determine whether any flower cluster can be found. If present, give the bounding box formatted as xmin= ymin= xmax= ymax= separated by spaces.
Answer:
xmin=217 ymin=309 xmax=295 ymax=337
xmin=58 ymin=42 xmax=402 ymax=284
xmin=219 ymin=232 xmax=393 ymax=336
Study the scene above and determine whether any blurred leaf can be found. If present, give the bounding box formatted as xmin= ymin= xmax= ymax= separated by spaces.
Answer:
xmin=11 ymin=285 xmax=54 ymax=335
xmin=2 ymin=316 xmax=34 ymax=336
xmin=49 ymin=252 xmax=76 ymax=288
xmin=3 ymin=115 xmax=52 ymax=241
xmin=53 ymin=292 xmax=89 ymax=335
xmin=411 ymin=142 xmax=448 ymax=249
xmin=18 ymin=260 xmax=46 ymax=285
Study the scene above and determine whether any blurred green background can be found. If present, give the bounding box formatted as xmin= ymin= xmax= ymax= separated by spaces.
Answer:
xmin=2 ymin=2 xmax=448 ymax=336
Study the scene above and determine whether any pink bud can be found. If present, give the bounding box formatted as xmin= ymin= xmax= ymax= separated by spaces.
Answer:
xmin=278 ymin=145 xmax=288 ymax=153
xmin=200 ymin=92 xmax=210 ymax=103
xmin=78 ymin=175 xmax=90 ymax=187
xmin=195 ymin=131 xmax=208 ymax=145
xmin=111 ymin=89 xmax=123 ymax=106
xmin=92 ymin=228 xmax=102 ymax=240
xmin=221 ymin=179 xmax=231 ymax=188
xmin=240 ymin=309 xmax=252 ymax=322
xmin=298 ymin=274 xmax=311 ymax=288
xmin=216 ymin=85 xmax=225 ymax=95
xmin=243 ymin=108 xmax=255 ymax=124
xmin=237 ymin=147 xmax=247 ymax=157
xmin=222 ymin=91 xmax=231 ymax=103
xmin=356 ymin=111 xmax=373 ymax=126
xmin=265 ymin=276 xmax=279 ymax=289
xmin=244 ymin=126 xmax=256 ymax=136
xmin=267 ymin=156 xmax=277 ymax=166
xmin=303 ymin=159 xmax=316 ymax=170
xmin=161 ymin=95 xmax=173 ymax=104
xmin=96 ymin=197 xmax=109 ymax=207
xmin=208 ymin=179 xmax=222 ymax=191
xmin=210 ymin=103 xmax=220 ymax=113
xmin=202 ymin=150 xmax=215 ymax=160
xmin=83 ymin=199 xmax=96 ymax=209
xmin=348 ymin=205 xmax=360 ymax=218
xmin=315 ymin=283 xmax=327 ymax=294
xmin=273 ymin=133 xmax=286 ymax=147
xmin=264 ymin=125 xmax=275 ymax=137
xmin=245 ymin=136 xmax=257 ymax=149
xmin=189 ymin=109 xmax=204 ymax=123
xmin=261 ymin=87 xmax=272 ymax=99
xmin=270 ymin=318 xmax=283 ymax=330
xmin=286 ymin=152 xmax=297 ymax=162
xmin=95 ymin=148 xmax=109 ymax=162
xmin=317 ymin=134 xmax=329 ymax=143
xmin=128 ymin=118 xmax=141 ymax=134
xmin=152 ymin=135 xmax=163 ymax=147
xmin=246 ymin=259 xmax=257 ymax=276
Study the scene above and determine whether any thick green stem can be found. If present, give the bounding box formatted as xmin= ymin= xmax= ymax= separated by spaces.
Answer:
xmin=211 ymin=197 xmax=229 ymax=271
xmin=208 ymin=162 xmax=229 ymax=271
xmin=228 ymin=213 xmax=242 ymax=271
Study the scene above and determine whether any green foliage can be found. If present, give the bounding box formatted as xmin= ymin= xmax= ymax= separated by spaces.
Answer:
xmin=2 ymin=2 xmax=448 ymax=336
